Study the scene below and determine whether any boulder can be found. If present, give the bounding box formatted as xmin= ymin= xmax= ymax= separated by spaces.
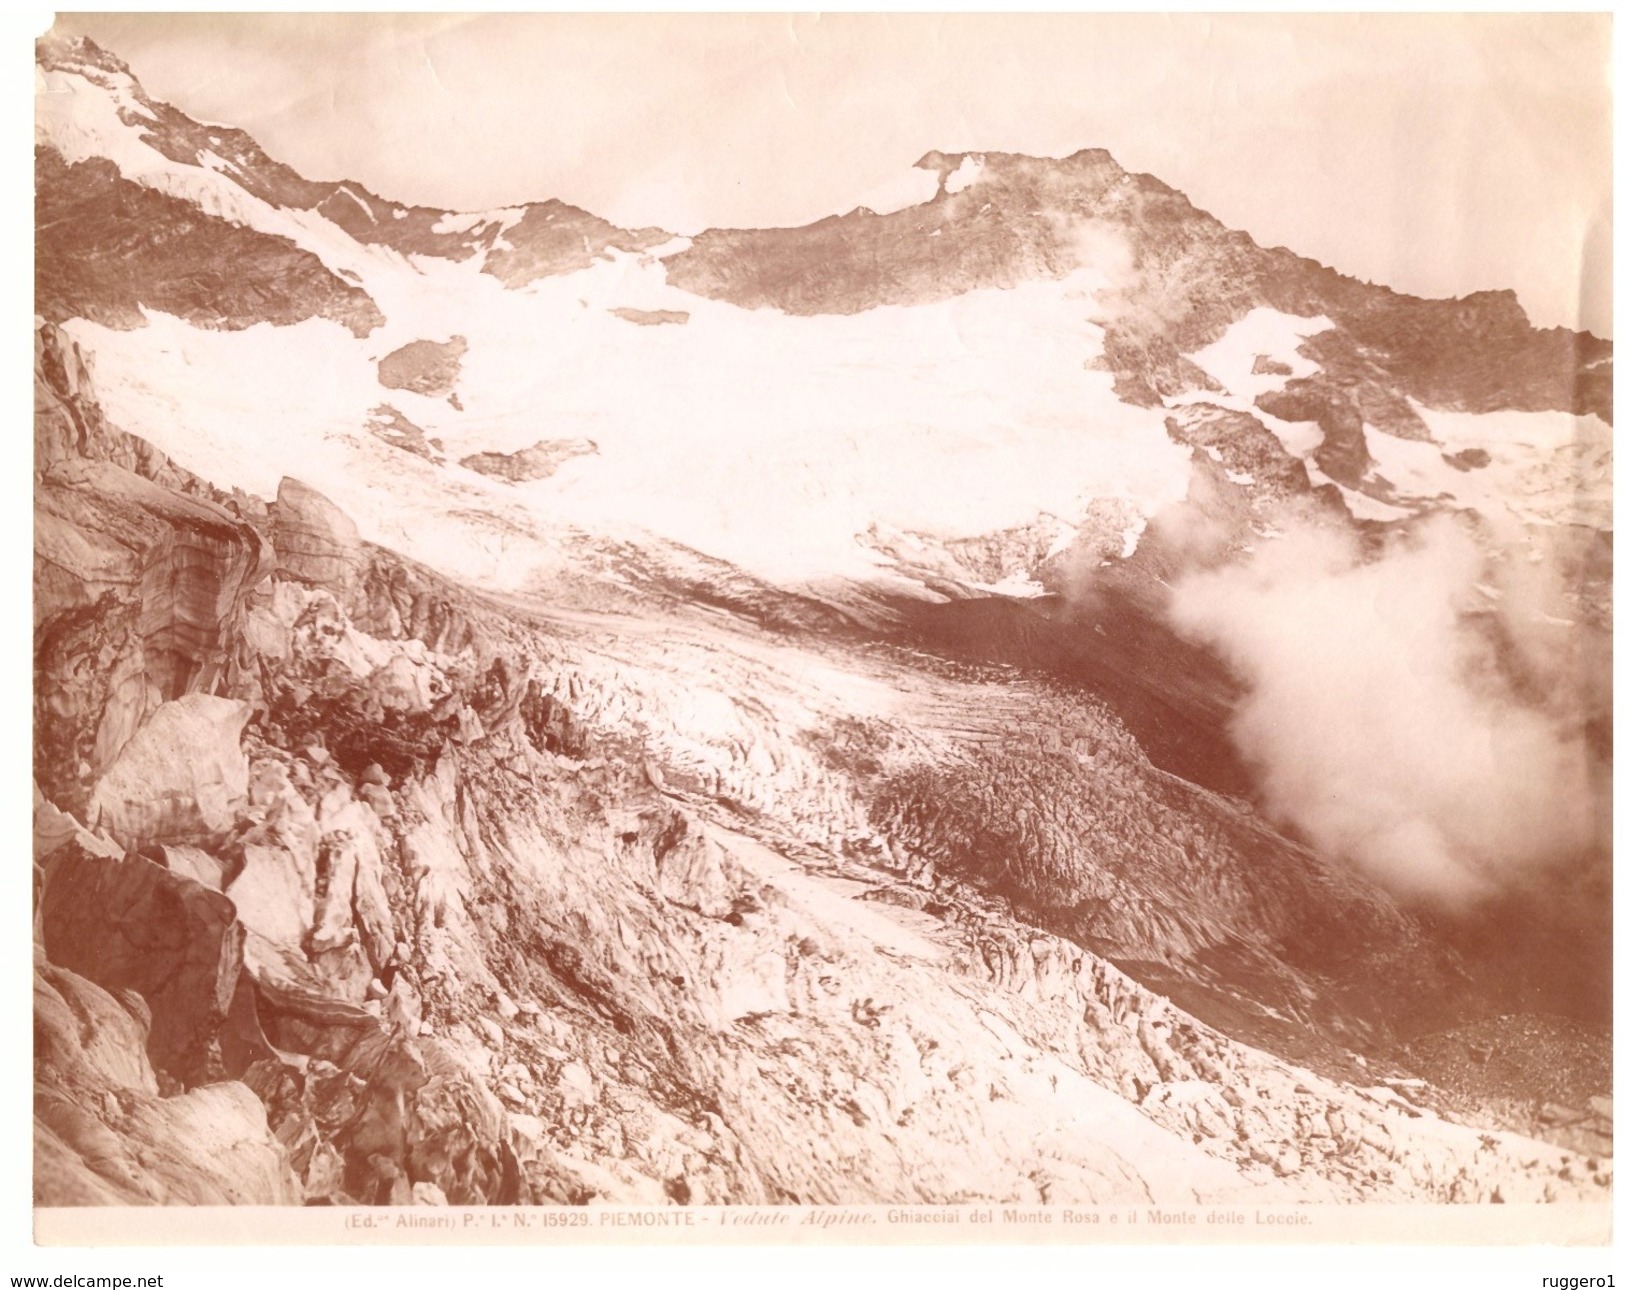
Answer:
xmin=86 ymin=694 xmax=251 ymax=849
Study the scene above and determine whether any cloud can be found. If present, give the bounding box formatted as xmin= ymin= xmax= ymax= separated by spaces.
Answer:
xmin=1165 ymin=515 xmax=1604 ymax=905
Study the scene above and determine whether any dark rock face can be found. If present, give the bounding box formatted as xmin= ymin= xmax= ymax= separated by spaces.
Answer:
xmin=666 ymin=150 xmax=1133 ymax=315
xmin=40 ymin=842 xmax=244 ymax=1086
xmin=1254 ymin=383 xmax=1375 ymax=487
xmin=35 ymin=150 xmax=384 ymax=338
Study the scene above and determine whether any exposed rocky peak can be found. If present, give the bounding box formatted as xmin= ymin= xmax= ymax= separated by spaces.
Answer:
xmin=36 ymin=34 xmax=668 ymax=303
xmin=35 ymin=32 xmax=133 ymax=81
xmin=664 ymin=146 xmax=1609 ymax=428
xmin=664 ymin=147 xmax=1148 ymax=316
xmin=36 ymin=34 xmax=333 ymax=214
xmin=35 ymin=27 xmax=1608 ymax=460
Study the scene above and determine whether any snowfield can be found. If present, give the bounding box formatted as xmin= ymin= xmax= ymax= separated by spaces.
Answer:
xmin=66 ymin=245 xmax=1195 ymax=593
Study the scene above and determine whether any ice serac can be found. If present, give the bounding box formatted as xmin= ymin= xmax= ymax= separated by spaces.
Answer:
xmin=271 ymin=478 xmax=366 ymax=608
xmin=34 ymin=323 xmax=271 ymax=819
xmin=41 ymin=840 xmax=244 ymax=1084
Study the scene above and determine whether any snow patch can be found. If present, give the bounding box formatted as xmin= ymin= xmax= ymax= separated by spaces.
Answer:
xmin=335 ymin=185 xmax=377 ymax=223
xmin=944 ymin=155 xmax=984 ymax=194
xmin=849 ymin=166 xmax=941 ymax=217
xmin=431 ymin=208 xmax=525 ymax=236
xmin=1186 ymin=308 xmax=1334 ymax=402
xmin=195 ymin=150 xmax=237 ymax=174
xmin=970 ymin=573 xmax=1049 ymax=599
xmin=1252 ymin=406 xmax=1326 ymax=459
xmin=1366 ymin=407 xmax=1611 ymax=529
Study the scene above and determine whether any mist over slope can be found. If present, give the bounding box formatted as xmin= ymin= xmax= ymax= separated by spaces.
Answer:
xmin=1168 ymin=518 xmax=1605 ymax=904
xmin=32 ymin=32 xmax=1612 ymax=1209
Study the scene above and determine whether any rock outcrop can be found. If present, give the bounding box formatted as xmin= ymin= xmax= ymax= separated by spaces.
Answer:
xmin=377 ymin=337 xmax=468 ymax=402
xmin=665 ymin=150 xmax=1610 ymax=424
xmin=459 ymin=439 xmax=598 ymax=484
xmin=35 ymin=150 xmax=384 ymax=338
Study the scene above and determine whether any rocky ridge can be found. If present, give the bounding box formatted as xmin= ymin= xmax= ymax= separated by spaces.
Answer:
xmin=35 ymin=33 xmax=670 ymax=332
xmin=665 ymin=149 xmax=1610 ymax=426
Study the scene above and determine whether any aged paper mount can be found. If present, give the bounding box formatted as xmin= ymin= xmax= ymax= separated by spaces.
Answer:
xmin=34 ymin=1202 xmax=1614 ymax=1247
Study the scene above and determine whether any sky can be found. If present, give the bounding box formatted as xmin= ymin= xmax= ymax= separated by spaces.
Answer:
xmin=42 ymin=12 xmax=1616 ymax=337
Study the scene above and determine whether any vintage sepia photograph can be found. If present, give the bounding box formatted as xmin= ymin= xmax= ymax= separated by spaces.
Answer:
xmin=27 ymin=8 xmax=1613 ymax=1269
